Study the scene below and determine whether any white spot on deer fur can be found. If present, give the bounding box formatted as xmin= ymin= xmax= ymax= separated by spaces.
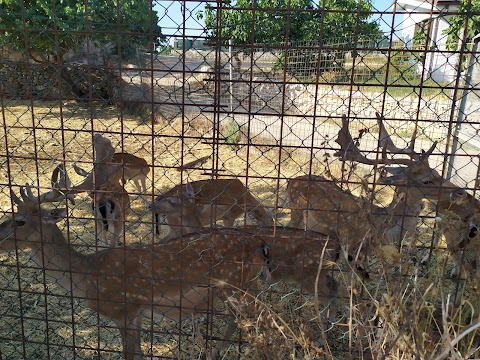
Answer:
xmin=129 ymin=294 xmax=150 ymax=302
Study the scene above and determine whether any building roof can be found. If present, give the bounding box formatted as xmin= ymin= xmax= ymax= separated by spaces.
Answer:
xmin=396 ymin=0 xmax=460 ymax=10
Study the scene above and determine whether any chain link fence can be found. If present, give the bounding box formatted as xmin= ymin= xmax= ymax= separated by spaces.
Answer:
xmin=1 ymin=0 xmax=480 ymax=359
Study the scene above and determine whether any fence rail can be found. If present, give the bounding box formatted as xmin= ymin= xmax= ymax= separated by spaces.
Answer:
xmin=1 ymin=1 xmax=480 ymax=359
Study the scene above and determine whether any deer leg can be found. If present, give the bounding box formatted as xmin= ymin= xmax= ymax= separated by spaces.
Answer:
xmin=111 ymin=216 xmax=123 ymax=247
xmin=154 ymin=213 xmax=161 ymax=239
xmin=250 ymin=206 xmax=273 ymax=227
xmin=114 ymin=315 xmax=143 ymax=360
xmin=288 ymin=208 xmax=304 ymax=229
xmin=211 ymin=291 xmax=257 ymax=359
xmin=138 ymin=176 xmax=150 ymax=208
xmin=218 ymin=206 xmax=238 ymax=228
xmin=94 ymin=206 xmax=109 ymax=248
xmin=210 ymin=313 xmax=237 ymax=359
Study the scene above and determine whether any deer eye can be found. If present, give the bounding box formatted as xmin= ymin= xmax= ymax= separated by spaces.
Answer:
xmin=14 ymin=220 xmax=26 ymax=227
xmin=422 ymin=180 xmax=435 ymax=185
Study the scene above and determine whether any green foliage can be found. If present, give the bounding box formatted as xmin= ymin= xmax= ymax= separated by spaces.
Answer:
xmin=197 ymin=0 xmax=381 ymax=46
xmin=221 ymin=117 xmax=243 ymax=148
xmin=444 ymin=0 xmax=480 ymax=49
xmin=197 ymin=0 xmax=381 ymax=79
xmin=389 ymin=41 xmax=420 ymax=83
xmin=0 ymin=0 xmax=165 ymax=61
xmin=157 ymin=44 xmax=173 ymax=55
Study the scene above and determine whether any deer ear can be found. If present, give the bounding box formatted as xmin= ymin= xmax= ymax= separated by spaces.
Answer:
xmin=43 ymin=208 xmax=67 ymax=224
xmin=185 ymin=182 xmax=195 ymax=198
xmin=182 ymin=183 xmax=196 ymax=206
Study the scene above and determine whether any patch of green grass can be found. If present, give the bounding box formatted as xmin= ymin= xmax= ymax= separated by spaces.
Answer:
xmin=221 ymin=117 xmax=244 ymax=148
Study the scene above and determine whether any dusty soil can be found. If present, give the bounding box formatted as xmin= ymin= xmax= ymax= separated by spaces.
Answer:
xmin=0 ymin=100 xmax=477 ymax=359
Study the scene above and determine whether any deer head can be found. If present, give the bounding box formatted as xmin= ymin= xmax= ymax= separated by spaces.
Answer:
xmin=1 ymin=184 xmax=67 ymax=252
xmin=334 ymin=113 xmax=460 ymax=200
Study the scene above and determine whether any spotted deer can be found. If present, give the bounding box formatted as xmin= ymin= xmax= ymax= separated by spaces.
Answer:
xmin=50 ymin=163 xmax=131 ymax=247
xmin=373 ymin=114 xmax=480 ymax=279
xmin=90 ymin=183 xmax=131 ymax=247
xmin=41 ymin=133 xmax=123 ymax=201
xmin=42 ymin=134 xmax=132 ymax=246
xmin=147 ymin=181 xmax=341 ymax=307
xmin=287 ymin=115 xmax=434 ymax=265
xmin=289 ymin=113 xmax=480 ymax=280
xmin=74 ymin=151 xmax=150 ymax=205
xmin=1 ymin=184 xmax=338 ymax=359
xmin=149 ymin=178 xmax=273 ymax=240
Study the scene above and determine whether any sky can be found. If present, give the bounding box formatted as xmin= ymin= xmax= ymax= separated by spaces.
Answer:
xmin=153 ymin=0 xmax=405 ymax=42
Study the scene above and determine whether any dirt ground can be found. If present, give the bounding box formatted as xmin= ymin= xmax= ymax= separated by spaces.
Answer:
xmin=0 ymin=100 xmax=355 ymax=359
xmin=0 ymin=100 xmax=478 ymax=359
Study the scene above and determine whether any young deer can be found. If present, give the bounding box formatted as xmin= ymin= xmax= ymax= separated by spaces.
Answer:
xmin=41 ymin=134 xmax=132 ymax=246
xmin=90 ymin=183 xmax=131 ymax=247
xmin=112 ymin=152 xmax=150 ymax=194
xmin=149 ymin=178 xmax=273 ymax=240
xmin=74 ymin=151 xmax=150 ymax=205
xmin=50 ymin=162 xmax=131 ymax=247
xmin=151 ymin=182 xmax=341 ymax=303
xmin=2 ymin=184 xmax=338 ymax=359
xmin=41 ymin=133 xmax=122 ymax=201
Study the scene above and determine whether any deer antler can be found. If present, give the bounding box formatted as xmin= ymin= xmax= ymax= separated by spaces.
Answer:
xmin=72 ymin=163 xmax=90 ymax=177
xmin=376 ymin=112 xmax=417 ymax=155
xmin=334 ymin=114 xmax=379 ymax=165
xmin=334 ymin=114 xmax=428 ymax=168
xmin=38 ymin=164 xmax=77 ymax=204
xmin=380 ymin=141 xmax=439 ymax=185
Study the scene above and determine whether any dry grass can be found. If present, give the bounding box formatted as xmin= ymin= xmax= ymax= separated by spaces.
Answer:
xmin=0 ymin=100 xmax=479 ymax=359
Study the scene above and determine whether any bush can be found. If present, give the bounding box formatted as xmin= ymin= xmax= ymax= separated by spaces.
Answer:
xmin=221 ymin=117 xmax=244 ymax=148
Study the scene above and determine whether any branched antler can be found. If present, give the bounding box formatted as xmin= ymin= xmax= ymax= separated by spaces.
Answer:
xmin=333 ymin=113 xmax=436 ymax=170
xmin=334 ymin=114 xmax=379 ymax=165
xmin=376 ymin=112 xmax=417 ymax=156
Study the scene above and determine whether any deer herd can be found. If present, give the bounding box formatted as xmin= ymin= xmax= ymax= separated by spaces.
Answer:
xmin=1 ymin=114 xmax=479 ymax=359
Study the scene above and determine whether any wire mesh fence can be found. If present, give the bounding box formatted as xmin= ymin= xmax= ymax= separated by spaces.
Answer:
xmin=1 ymin=0 xmax=480 ymax=359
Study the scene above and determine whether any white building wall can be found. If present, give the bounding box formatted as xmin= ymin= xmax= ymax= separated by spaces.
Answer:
xmin=397 ymin=0 xmax=460 ymax=83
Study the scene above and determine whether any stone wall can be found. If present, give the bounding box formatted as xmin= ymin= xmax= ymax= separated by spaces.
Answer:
xmin=0 ymin=61 xmax=120 ymax=100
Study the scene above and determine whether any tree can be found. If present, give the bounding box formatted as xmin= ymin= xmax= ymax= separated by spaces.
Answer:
xmin=197 ymin=0 xmax=381 ymax=45
xmin=444 ymin=0 xmax=480 ymax=49
xmin=197 ymin=0 xmax=380 ymax=78
xmin=0 ymin=0 xmax=165 ymax=62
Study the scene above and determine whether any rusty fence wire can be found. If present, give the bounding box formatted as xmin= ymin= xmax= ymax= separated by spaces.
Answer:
xmin=0 ymin=0 xmax=480 ymax=359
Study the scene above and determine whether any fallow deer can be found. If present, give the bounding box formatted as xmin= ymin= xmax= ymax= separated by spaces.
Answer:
xmin=147 ymin=181 xmax=342 ymax=311
xmin=149 ymin=178 xmax=273 ymax=240
xmin=42 ymin=134 xmax=132 ymax=246
xmin=41 ymin=133 xmax=122 ymax=201
xmin=74 ymin=152 xmax=150 ymax=205
xmin=112 ymin=152 xmax=150 ymax=194
xmin=90 ymin=183 xmax=131 ymax=247
xmin=373 ymin=113 xmax=480 ymax=279
xmin=287 ymin=115 xmax=431 ymax=266
xmin=52 ymin=163 xmax=131 ymax=247
xmin=1 ymin=184 xmax=338 ymax=359
xmin=309 ymin=113 xmax=480 ymax=281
